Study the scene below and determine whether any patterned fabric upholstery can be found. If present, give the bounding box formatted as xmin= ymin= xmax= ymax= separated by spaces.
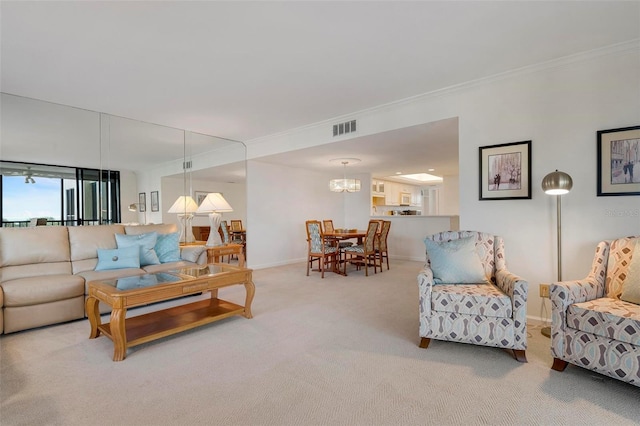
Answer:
xmin=432 ymin=283 xmax=512 ymax=317
xmin=551 ymin=236 xmax=640 ymax=387
xmin=418 ymin=231 xmax=528 ymax=352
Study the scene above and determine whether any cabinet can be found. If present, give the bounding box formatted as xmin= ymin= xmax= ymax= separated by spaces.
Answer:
xmin=385 ymin=182 xmax=400 ymax=206
xmin=372 ymin=180 xmax=385 ymax=195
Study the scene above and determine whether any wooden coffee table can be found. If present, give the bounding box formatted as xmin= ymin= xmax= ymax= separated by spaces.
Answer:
xmin=85 ymin=263 xmax=254 ymax=361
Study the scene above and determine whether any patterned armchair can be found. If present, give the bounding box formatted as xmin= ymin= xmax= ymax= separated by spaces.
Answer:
xmin=551 ymin=236 xmax=640 ymax=387
xmin=418 ymin=231 xmax=529 ymax=362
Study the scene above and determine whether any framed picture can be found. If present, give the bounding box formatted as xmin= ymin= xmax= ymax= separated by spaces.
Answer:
xmin=194 ymin=191 xmax=209 ymax=206
xmin=138 ymin=192 xmax=146 ymax=212
xmin=150 ymin=191 xmax=159 ymax=212
xmin=597 ymin=125 xmax=640 ymax=196
xmin=479 ymin=140 xmax=531 ymax=200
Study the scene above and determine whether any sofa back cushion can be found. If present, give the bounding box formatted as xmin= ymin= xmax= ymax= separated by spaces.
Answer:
xmin=125 ymin=223 xmax=177 ymax=235
xmin=68 ymin=224 xmax=125 ymax=274
xmin=605 ymin=236 xmax=639 ymax=299
xmin=0 ymin=227 xmax=72 ymax=281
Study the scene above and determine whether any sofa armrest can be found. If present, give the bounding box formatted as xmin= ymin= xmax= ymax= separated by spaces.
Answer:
xmin=495 ymin=268 xmax=528 ymax=321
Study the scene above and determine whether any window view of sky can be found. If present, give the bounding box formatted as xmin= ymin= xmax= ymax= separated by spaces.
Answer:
xmin=2 ymin=176 xmax=61 ymax=221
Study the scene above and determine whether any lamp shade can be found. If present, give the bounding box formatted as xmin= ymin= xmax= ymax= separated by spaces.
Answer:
xmin=167 ymin=196 xmax=198 ymax=214
xmin=195 ymin=192 xmax=233 ymax=213
xmin=541 ymin=170 xmax=573 ymax=195
xmin=329 ymin=178 xmax=361 ymax=192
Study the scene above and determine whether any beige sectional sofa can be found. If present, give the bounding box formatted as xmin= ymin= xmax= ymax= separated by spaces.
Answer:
xmin=0 ymin=223 xmax=207 ymax=334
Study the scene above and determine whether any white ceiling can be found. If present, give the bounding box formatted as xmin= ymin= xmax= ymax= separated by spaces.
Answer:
xmin=1 ymin=1 xmax=639 ymax=180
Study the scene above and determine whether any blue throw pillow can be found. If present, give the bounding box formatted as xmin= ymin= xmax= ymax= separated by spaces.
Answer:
xmin=424 ymin=236 xmax=487 ymax=284
xmin=155 ymin=232 xmax=181 ymax=263
xmin=95 ymin=246 xmax=140 ymax=271
xmin=116 ymin=232 xmax=160 ymax=266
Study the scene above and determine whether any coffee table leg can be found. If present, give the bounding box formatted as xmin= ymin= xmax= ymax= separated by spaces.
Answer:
xmin=86 ymin=296 xmax=101 ymax=338
xmin=110 ymin=308 xmax=127 ymax=361
xmin=243 ymin=279 xmax=255 ymax=319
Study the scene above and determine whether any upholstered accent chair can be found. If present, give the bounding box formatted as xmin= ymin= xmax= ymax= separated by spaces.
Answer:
xmin=342 ymin=221 xmax=381 ymax=276
xmin=551 ymin=236 xmax=640 ymax=387
xmin=418 ymin=231 xmax=529 ymax=362
xmin=305 ymin=220 xmax=339 ymax=278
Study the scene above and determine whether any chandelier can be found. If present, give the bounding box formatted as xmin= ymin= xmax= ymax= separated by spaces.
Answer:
xmin=329 ymin=159 xmax=361 ymax=193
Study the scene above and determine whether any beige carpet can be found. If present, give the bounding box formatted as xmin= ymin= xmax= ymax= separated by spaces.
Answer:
xmin=2 ymin=260 xmax=640 ymax=425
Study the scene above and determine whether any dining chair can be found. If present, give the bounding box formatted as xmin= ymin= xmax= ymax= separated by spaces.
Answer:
xmin=220 ymin=220 xmax=244 ymax=263
xmin=322 ymin=219 xmax=353 ymax=249
xmin=375 ymin=220 xmax=391 ymax=270
xmin=306 ymin=220 xmax=339 ymax=278
xmin=342 ymin=221 xmax=381 ymax=276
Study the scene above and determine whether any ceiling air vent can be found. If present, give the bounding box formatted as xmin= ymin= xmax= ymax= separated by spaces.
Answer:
xmin=332 ymin=120 xmax=356 ymax=137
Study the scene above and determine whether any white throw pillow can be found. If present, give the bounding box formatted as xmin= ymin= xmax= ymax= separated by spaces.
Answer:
xmin=181 ymin=245 xmax=205 ymax=263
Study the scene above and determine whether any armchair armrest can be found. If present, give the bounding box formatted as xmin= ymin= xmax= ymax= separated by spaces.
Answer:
xmin=417 ymin=266 xmax=435 ymax=318
xmin=495 ymin=268 xmax=528 ymax=321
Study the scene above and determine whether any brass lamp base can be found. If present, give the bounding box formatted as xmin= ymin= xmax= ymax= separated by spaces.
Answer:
xmin=541 ymin=326 xmax=551 ymax=338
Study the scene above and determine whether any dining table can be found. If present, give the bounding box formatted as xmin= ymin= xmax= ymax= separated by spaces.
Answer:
xmin=321 ymin=230 xmax=366 ymax=276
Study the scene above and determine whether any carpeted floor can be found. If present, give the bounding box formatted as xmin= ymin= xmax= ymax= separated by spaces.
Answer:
xmin=1 ymin=260 xmax=639 ymax=425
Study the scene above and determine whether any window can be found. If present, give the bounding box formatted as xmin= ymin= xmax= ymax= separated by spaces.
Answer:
xmin=0 ymin=161 xmax=121 ymax=227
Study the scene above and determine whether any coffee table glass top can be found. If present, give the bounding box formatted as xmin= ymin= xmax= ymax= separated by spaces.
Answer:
xmin=100 ymin=264 xmax=234 ymax=291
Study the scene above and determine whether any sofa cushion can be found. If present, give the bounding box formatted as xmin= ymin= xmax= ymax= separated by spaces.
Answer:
xmin=0 ymin=227 xmax=72 ymax=281
xmin=95 ymin=246 xmax=140 ymax=271
xmin=1 ymin=274 xmax=85 ymax=307
xmin=125 ymin=223 xmax=178 ymax=235
xmin=567 ymin=297 xmax=640 ymax=346
xmin=155 ymin=232 xmax=181 ymax=263
xmin=180 ymin=245 xmax=206 ymax=263
xmin=431 ymin=283 xmax=512 ymax=318
xmin=115 ymin=232 xmax=160 ymax=266
xmin=68 ymin=225 xmax=126 ymax=274
xmin=424 ymin=236 xmax=487 ymax=284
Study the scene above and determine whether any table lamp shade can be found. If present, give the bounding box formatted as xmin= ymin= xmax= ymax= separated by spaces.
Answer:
xmin=167 ymin=196 xmax=198 ymax=214
xmin=195 ymin=193 xmax=233 ymax=214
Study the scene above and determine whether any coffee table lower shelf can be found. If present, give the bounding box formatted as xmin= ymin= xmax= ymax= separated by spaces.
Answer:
xmin=97 ymin=298 xmax=245 ymax=350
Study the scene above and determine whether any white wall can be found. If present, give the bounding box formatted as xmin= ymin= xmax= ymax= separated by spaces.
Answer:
xmin=246 ymin=160 xmax=345 ymax=269
xmin=246 ymin=43 xmax=640 ymax=321
xmin=440 ymin=175 xmax=459 ymax=215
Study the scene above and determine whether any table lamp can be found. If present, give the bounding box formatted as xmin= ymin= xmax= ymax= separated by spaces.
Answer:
xmin=195 ymin=192 xmax=233 ymax=246
xmin=167 ymin=196 xmax=198 ymax=243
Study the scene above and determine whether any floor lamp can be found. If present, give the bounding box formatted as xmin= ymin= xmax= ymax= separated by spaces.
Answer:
xmin=128 ymin=203 xmax=146 ymax=225
xmin=195 ymin=192 xmax=233 ymax=247
xmin=167 ymin=196 xmax=198 ymax=243
xmin=541 ymin=169 xmax=573 ymax=338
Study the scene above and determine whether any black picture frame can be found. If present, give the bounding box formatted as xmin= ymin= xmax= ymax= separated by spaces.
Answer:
xmin=479 ymin=140 xmax=532 ymax=200
xmin=150 ymin=191 xmax=159 ymax=212
xmin=597 ymin=125 xmax=640 ymax=196
xmin=138 ymin=192 xmax=146 ymax=212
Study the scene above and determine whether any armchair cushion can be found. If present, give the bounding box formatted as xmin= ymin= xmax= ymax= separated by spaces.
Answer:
xmin=567 ymin=297 xmax=640 ymax=346
xmin=424 ymin=237 xmax=486 ymax=284
xmin=431 ymin=283 xmax=512 ymax=317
